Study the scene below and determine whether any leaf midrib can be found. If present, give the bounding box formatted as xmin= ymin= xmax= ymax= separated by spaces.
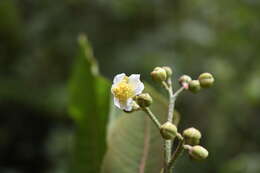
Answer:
xmin=139 ymin=117 xmax=151 ymax=173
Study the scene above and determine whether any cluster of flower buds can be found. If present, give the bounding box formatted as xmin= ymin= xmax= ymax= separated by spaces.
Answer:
xmin=179 ymin=72 xmax=215 ymax=93
xmin=182 ymin=127 xmax=209 ymax=160
xmin=150 ymin=66 xmax=172 ymax=82
xmin=159 ymin=123 xmax=208 ymax=161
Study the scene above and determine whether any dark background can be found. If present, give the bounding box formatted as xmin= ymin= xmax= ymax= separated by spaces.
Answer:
xmin=1 ymin=0 xmax=260 ymax=172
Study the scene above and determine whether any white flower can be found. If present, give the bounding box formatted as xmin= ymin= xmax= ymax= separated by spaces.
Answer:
xmin=111 ymin=73 xmax=144 ymax=111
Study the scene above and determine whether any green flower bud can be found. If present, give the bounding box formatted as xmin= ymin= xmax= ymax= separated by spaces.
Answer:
xmin=160 ymin=122 xmax=178 ymax=140
xmin=151 ymin=67 xmax=167 ymax=82
xmin=178 ymin=75 xmax=192 ymax=89
xmin=162 ymin=66 xmax=173 ymax=77
xmin=198 ymin=72 xmax=214 ymax=88
xmin=136 ymin=93 xmax=153 ymax=108
xmin=189 ymin=145 xmax=209 ymax=160
xmin=188 ymin=80 xmax=201 ymax=93
xmin=183 ymin=127 xmax=202 ymax=145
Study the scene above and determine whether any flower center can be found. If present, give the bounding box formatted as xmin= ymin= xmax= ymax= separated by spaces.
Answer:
xmin=112 ymin=77 xmax=134 ymax=102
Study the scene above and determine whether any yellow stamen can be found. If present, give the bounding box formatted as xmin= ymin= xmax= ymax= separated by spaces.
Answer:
xmin=112 ymin=77 xmax=134 ymax=102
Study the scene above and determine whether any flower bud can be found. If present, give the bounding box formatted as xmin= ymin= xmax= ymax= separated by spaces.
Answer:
xmin=136 ymin=93 xmax=153 ymax=108
xmin=188 ymin=80 xmax=201 ymax=93
xmin=183 ymin=127 xmax=201 ymax=145
xmin=162 ymin=66 xmax=173 ymax=77
xmin=160 ymin=122 xmax=178 ymax=139
xmin=198 ymin=72 xmax=214 ymax=88
xmin=151 ymin=67 xmax=167 ymax=82
xmin=189 ymin=145 xmax=209 ymax=160
xmin=178 ymin=75 xmax=192 ymax=89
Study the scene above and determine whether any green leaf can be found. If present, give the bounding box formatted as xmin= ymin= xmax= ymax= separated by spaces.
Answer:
xmin=102 ymin=85 xmax=180 ymax=173
xmin=68 ymin=35 xmax=111 ymax=173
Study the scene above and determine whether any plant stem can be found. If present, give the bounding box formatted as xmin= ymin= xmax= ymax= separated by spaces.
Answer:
xmin=164 ymin=79 xmax=185 ymax=173
xmin=164 ymin=79 xmax=174 ymax=173
xmin=173 ymin=87 xmax=185 ymax=100
xmin=142 ymin=107 xmax=161 ymax=129
xmin=164 ymin=141 xmax=171 ymax=172
xmin=167 ymin=89 xmax=174 ymax=122
xmin=166 ymin=80 xmax=185 ymax=123
xmin=162 ymin=81 xmax=169 ymax=90
xmin=168 ymin=135 xmax=184 ymax=171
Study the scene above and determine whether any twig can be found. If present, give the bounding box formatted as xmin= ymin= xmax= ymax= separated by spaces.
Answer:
xmin=164 ymin=80 xmax=185 ymax=173
xmin=142 ymin=107 xmax=161 ymax=129
xmin=163 ymin=79 xmax=173 ymax=173
xmin=168 ymin=135 xmax=184 ymax=170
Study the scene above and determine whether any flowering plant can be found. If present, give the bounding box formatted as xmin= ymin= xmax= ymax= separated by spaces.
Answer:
xmin=69 ymin=35 xmax=215 ymax=173
xmin=110 ymin=67 xmax=214 ymax=173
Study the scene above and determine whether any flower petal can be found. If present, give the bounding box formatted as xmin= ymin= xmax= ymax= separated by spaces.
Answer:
xmin=123 ymin=98 xmax=134 ymax=111
xmin=113 ymin=73 xmax=126 ymax=84
xmin=113 ymin=97 xmax=121 ymax=109
xmin=114 ymin=97 xmax=133 ymax=111
xmin=111 ymin=83 xmax=117 ymax=95
xmin=134 ymin=82 xmax=144 ymax=95
xmin=129 ymin=74 xmax=144 ymax=95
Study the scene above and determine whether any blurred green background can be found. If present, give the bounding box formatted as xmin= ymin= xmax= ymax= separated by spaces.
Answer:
xmin=1 ymin=0 xmax=260 ymax=172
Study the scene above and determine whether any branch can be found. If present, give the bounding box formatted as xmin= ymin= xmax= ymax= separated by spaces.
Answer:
xmin=168 ymin=134 xmax=184 ymax=171
xmin=142 ymin=107 xmax=161 ymax=129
